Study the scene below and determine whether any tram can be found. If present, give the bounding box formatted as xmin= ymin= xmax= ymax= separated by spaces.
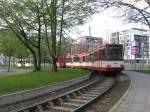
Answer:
xmin=59 ymin=44 xmax=124 ymax=74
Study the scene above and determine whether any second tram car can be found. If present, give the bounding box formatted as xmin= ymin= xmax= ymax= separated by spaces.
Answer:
xmin=59 ymin=44 xmax=124 ymax=74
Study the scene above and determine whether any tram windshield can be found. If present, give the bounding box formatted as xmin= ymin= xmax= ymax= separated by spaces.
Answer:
xmin=107 ymin=46 xmax=123 ymax=61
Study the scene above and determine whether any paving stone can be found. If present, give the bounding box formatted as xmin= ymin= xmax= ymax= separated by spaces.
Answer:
xmin=114 ymin=71 xmax=150 ymax=112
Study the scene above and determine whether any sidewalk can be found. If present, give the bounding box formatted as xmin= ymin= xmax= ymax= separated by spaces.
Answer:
xmin=114 ymin=71 xmax=150 ymax=112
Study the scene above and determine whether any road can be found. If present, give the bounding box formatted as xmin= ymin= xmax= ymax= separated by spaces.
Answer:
xmin=0 ymin=69 xmax=32 ymax=76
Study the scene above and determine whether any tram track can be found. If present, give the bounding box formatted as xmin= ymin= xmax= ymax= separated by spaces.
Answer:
xmin=10 ymin=76 xmax=116 ymax=112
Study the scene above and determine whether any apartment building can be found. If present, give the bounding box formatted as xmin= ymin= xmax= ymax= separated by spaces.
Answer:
xmin=111 ymin=28 xmax=150 ymax=64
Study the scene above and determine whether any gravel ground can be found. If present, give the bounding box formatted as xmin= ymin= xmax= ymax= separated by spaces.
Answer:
xmin=81 ymin=75 xmax=130 ymax=112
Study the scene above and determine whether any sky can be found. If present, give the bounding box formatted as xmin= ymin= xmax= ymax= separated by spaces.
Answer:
xmin=70 ymin=8 xmax=149 ymax=42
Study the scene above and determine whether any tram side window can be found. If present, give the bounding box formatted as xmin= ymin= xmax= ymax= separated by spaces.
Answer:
xmin=101 ymin=49 xmax=105 ymax=60
xmin=74 ymin=57 xmax=79 ymax=62
xmin=82 ymin=56 xmax=86 ymax=62
xmin=97 ymin=51 xmax=99 ymax=61
xmin=66 ymin=58 xmax=72 ymax=62
xmin=99 ymin=50 xmax=101 ymax=60
xmin=90 ymin=53 xmax=94 ymax=62
xmin=94 ymin=51 xmax=99 ymax=61
xmin=85 ymin=56 xmax=89 ymax=62
xmin=79 ymin=57 xmax=82 ymax=63
xmin=94 ymin=52 xmax=96 ymax=61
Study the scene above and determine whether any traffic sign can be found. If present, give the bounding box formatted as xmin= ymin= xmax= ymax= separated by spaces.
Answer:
xmin=131 ymin=47 xmax=139 ymax=55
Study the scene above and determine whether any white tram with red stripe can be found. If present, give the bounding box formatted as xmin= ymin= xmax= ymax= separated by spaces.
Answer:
xmin=59 ymin=44 xmax=124 ymax=74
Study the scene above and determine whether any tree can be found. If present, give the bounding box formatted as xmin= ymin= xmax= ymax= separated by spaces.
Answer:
xmin=0 ymin=0 xmax=98 ymax=72
xmin=41 ymin=39 xmax=51 ymax=68
xmin=0 ymin=0 xmax=44 ymax=71
xmin=42 ymin=0 xmax=98 ymax=71
xmin=0 ymin=29 xmax=30 ymax=71
xmin=14 ymin=39 xmax=30 ymax=67
xmin=0 ymin=30 xmax=16 ymax=72
xmin=99 ymin=0 xmax=150 ymax=28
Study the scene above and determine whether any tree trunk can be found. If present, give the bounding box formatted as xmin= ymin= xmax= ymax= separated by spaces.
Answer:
xmin=38 ymin=48 xmax=41 ymax=71
xmin=32 ymin=53 xmax=40 ymax=72
xmin=20 ymin=56 xmax=24 ymax=67
xmin=44 ymin=59 xmax=46 ymax=67
xmin=37 ymin=34 xmax=41 ymax=71
xmin=52 ymin=58 xmax=58 ymax=72
xmin=8 ymin=56 xmax=11 ymax=72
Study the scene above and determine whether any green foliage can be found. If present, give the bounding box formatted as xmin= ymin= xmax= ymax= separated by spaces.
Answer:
xmin=0 ymin=31 xmax=16 ymax=57
xmin=0 ymin=0 xmax=98 ymax=71
xmin=0 ymin=30 xmax=29 ymax=59
xmin=140 ymin=70 xmax=150 ymax=74
xmin=15 ymin=39 xmax=30 ymax=59
xmin=135 ymin=68 xmax=150 ymax=74
xmin=0 ymin=69 xmax=89 ymax=95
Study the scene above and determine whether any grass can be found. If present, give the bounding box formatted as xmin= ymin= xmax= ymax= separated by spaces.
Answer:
xmin=0 ymin=68 xmax=89 ymax=95
xmin=135 ymin=69 xmax=150 ymax=75
xmin=129 ymin=67 xmax=150 ymax=75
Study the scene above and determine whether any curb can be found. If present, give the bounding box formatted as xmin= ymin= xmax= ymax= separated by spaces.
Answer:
xmin=108 ymin=75 xmax=133 ymax=112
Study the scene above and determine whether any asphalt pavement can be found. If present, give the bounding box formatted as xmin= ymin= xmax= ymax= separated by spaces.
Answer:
xmin=0 ymin=68 xmax=32 ymax=76
xmin=114 ymin=71 xmax=150 ymax=112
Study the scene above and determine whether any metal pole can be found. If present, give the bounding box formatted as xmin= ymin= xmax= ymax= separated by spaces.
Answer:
xmin=135 ymin=54 xmax=136 ymax=71
xmin=88 ymin=26 xmax=91 ymax=53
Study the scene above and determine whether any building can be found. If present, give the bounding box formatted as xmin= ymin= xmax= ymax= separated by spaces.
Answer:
xmin=65 ymin=36 xmax=103 ymax=55
xmin=0 ymin=54 xmax=6 ymax=66
xmin=0 ymin=54 xmax=15 ymax=66
xmin=111 ymin=28 xmax=150 ymax=64
xmin=78 ymin=36 xmax=103 ymax=52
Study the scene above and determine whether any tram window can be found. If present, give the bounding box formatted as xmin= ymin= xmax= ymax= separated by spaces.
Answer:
xmin=66 ymin=58 xmax=71 ymax=62
xmin=79 ymin=57 xmax=82 ymax=63
xmin=107 ymin=46 xmax=123 ymax=61
xmin=102 ymin=50 xmax=105 ymax=55
xmin=86 ymin=56 xmax=89 ymax=62
xmin=74 ymin=57 xmax=79 ymax=62
xmin=94 ymin=52 xmax=96 ymax=60
xmin=94 ymin=51 xmax=99 ymax=61
xmin=83 ymin=56 xmax=86 ymax=62
xmin=90 ymin=53 xmax=94 ymax=62
xmin=99 ymin=50 xmax=102 ymax=60
xmin=96 ymin=51 xmax=99 ymax=61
